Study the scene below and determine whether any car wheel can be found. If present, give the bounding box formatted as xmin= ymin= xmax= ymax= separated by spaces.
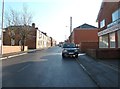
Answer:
xmin=62 ymin=54 xmax=65 ymax=58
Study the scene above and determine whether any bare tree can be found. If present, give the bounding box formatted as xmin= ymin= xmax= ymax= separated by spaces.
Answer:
xmin=5 ymin=5 xmax=32 ymax=51
xmin=20 ymin=5 xmax=32 ymax=51
xmin=5 ymin=8 xmax=19 ymax=46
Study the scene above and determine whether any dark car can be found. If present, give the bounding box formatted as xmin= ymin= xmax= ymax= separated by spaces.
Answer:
xmin=62 ymin=43 xmax=79 ymax=58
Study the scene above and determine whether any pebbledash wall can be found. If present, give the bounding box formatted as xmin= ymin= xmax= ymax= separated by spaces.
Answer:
xmin=87 ymin=1 xmax=120 ymax=59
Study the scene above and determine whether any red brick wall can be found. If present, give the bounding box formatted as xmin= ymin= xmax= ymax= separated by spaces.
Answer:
xmin=26 ymin=29 xmax=36 ymax=49
xmin=73 ymin=28 xmax=98 ymax=44
xmin=87 ymin=48 xmax=120 ymax=59
xmin=3 ymin=27 xmax=37 ymax=49
xmin=80 ymin=42 xmax=98 ymax=52
xmin=97 ymin=2 xmax=119 ymax=29
xmin=3 ymin=32 xmax=11 ymax=45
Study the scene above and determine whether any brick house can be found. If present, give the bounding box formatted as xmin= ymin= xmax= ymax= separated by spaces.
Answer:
xmin=97 ymin=1 xmax=120 ymax=49
xmin=96 ymin=1 xmax=120 ymax=59
xmin=3 ymin=23 xmax=56 ymax=49
xmin=69 ymin=23 xmax=99 ymax=52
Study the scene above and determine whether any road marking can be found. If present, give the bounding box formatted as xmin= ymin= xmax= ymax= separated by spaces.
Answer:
xmin=76 ymin=59 xmax=87 ymax=71
xmin=0 ymin=57 xmax=7 ymax=60
xmin=0 ymin=53 xmax=27 ymax=60
xmin=75 ymin=58 xmax=101 ymax=88
xmin=8 ymin=53 xmax=27 ymax=58
xmin=17 ymin=64 xmax=31 ymax=72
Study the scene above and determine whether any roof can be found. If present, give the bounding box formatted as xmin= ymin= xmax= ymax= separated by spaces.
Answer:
xmin=96 ymin=1 xmax=104 ymax=21
xmin=76 ymin=23 xmax=97 ymax=29
xmin=97 ymin=1 xmax=120 ymax=21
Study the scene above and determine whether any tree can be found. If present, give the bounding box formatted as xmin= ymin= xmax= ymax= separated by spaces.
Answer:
xmin=19 ymin=5 xmax=32 ymax=51
xmin=5 ymin=9 xmax=19 ymax=46
xmin=5 ymin=5 xmax=32 ymax=51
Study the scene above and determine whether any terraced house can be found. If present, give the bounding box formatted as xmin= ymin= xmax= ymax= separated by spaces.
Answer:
xmin=3 ymin=23 xmax=56 ymax=50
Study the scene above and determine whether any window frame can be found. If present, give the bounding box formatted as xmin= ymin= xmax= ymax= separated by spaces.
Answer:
xmin=109 ymin=32 xmax=116 ymax=48
xmin=112 ymin=8 xmax=120 ymax=22
xmin=100 ymin=19 xmax=105 ymax=28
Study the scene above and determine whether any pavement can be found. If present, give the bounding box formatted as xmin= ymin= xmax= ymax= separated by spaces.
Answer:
xmin=78 ymin=53 xmax=120 ymax=88
xmin=0 ymin=48 xmax=45 ymax=60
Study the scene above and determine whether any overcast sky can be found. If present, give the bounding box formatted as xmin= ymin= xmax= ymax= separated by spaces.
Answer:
xmin=0 ymin=0 xmax=103 ymax=43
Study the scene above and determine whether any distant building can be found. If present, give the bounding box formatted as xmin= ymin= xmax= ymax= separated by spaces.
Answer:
xmin=69 ymin=23 xmax=99 ymax=52
xmin=3 ymin=23 xmax=56 ymax=49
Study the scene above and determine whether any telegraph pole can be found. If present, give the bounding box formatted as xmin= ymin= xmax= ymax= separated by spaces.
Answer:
xmin=70 ymin=17 xmax=72 ymax=43
xmin=1 ymin=0 xmax=4 ymax=56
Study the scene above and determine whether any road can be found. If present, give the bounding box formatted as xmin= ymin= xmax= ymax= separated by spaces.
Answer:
xmin=2 ymin=46 xmax=98 ymax=87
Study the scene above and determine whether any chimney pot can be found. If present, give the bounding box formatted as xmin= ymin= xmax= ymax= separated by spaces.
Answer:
xmin=32 ymin=23 xmax=35 ymax=28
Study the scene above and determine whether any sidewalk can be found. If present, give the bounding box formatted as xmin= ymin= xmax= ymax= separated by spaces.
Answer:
xmin=78 ymin=54 xmax=120 ymax=88
xmin=0 ymin=48 xmax=45 ymax=60
xmin=98 ymin=59 xmax=120 ymax=69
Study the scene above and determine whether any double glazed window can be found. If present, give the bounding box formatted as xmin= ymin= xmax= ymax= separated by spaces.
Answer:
xmin=100 ymin=19 xmax=105 ymax=28
xmin=99 ymin=35 xmax=108 ymax=48
xmin=112 ymin=8 xmax=120 ymax=22
xmin=109 ymin=32 xmax=116 ymax=48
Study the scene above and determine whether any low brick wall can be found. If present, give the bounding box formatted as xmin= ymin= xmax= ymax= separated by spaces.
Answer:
xmin=79 ymin=42 xmax=98 ymax=52
xmin=3 ymin=46 xmax=28 ymax=54
xmin=87 ymin=48 xmax=120 ymax=59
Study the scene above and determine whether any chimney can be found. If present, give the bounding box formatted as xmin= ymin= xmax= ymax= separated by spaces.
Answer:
xmin=32 ymin=23 xmax=35 ymax=28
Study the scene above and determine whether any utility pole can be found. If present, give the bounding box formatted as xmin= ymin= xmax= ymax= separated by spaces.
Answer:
xmin=70 ymin=16 xmax=72 ymax=43
xmin=1 ymin=0 xmax=4 ymax=57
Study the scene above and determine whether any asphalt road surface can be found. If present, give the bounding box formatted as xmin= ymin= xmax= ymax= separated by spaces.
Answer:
xmin=2 ymin=46 xmax=98 ymax=87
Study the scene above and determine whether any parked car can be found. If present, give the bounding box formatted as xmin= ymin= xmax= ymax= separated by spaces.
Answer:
xmin=62 ymin=43 xmax=79 ymax=58
xmin=58 ymin=44 xmax=63 ymax=47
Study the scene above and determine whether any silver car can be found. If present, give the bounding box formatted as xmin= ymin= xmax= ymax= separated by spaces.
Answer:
xmin=62 ymin=43 xmax=79 ymax=58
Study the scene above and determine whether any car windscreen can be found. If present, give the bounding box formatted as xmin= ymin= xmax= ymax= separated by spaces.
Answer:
xmin=63 ymin=43 xmax=76 ymax=48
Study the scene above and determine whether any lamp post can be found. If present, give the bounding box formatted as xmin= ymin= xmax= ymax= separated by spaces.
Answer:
xmin=1 ymin=0 xmax=4 ymax=56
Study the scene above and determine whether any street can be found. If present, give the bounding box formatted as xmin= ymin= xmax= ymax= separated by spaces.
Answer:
xmin=2 ymin=46 xmax=98 ymax=87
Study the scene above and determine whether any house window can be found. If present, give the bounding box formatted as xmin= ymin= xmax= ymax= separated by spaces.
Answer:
xmin=99 ymin=35 xmax=108 ymax=48
xmin=100 ymin=19 xmax=105 ymax=28
xmin=109 ymin=32 xmax=116 ymax=48
xmin=112 ymin=8 xmax=120 ymax=22
xmin=118 ymin=30 xmax=120 ymax=48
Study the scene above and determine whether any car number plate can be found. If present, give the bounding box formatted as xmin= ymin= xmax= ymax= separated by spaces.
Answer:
xmin=69 ymin=52 xmax=74 ymax=54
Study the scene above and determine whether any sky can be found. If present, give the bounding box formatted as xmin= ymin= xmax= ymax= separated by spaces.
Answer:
xmin=0 ymin=0 xmax=103 ymax=43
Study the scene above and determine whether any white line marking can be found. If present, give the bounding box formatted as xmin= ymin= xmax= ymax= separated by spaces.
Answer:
xmin=0 ymin=53 xmax=27 ymax=60
xmin=80 ymin=64 xmax=87 ymax=71
xmin=17 ymin=64 xmax=31 ymax=72
xmin=76 ymin=58 xmax=87 ymax=71
xmin=0 ymin=57 xmax=8 ymax=60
